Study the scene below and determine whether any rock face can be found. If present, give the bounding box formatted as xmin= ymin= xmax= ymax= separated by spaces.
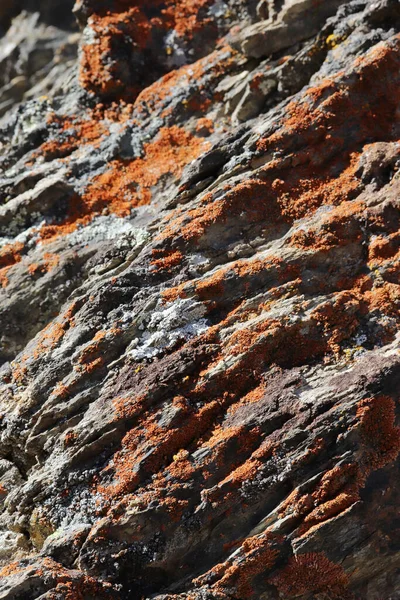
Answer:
xmin=0 ymin=0 xmax=399 ymax=598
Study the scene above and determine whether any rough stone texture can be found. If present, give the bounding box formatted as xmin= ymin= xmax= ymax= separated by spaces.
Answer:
xmin=0 ymin=0 xmax=399 ymax=599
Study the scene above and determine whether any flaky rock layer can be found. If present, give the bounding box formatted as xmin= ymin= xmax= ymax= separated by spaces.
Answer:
xmin=0 ymin=1 xmax=399 ymax=599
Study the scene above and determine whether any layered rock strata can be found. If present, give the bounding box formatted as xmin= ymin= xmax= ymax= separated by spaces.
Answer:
xmin=0 ymin=1 xmax=399 ymax=598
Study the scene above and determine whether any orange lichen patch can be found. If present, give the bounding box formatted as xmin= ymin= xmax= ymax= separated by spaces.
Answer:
xmin=197 ymin=532 xmax=279 ymax=597
xmin=77 ymin=329 xmax=119 ymax=366
xmin=27 ymin=301 xmax=78 ymax=360
xmin=80 ymin=8 xmax=151 ymax=97
xmin=91 ymin=99 xmax=134 ymax=123
xmin=151 ymin=249 xmax=184 ymax=273
xmin=310 ymin=291 xmax=363 ymax=355
xmin=249 ymin=72 xmax=264 ymax=91
xmin=0 ymin=242 xmax=24 ymax=268
xmin=38 ymin=195 xmax=92 ymax=243
xmin=135 ymin=46 xmax=235 ymax=115
xmin=0 ymin=560 xmax=29 ymax=578
xmin=203 ymin=425 xmax=261 ymax=469
xmin=163 ymin=0 xmax=213 ymax=38
xmin=80 ymin=1 xmax=227 ymax=101
xmin=227 ymin=384 xmax=266 ymax=413
xmin=100 ymin=397 xmax=221 ymax=498
xmin=162 ymin=254 xmax=297 ymax=308
xmin=259 ymin=37 xmax=400 ymax=157
xmin=313 ymin=463 xmax=360 ymax=505
xmin=52 ymin=381 xmax=70 ymax=400
xmin=364 ymin=282 xmax=400 ymax=319
xmin=368 ymin=232 xmax=400 ymax=263
xmin=82 ymin=126 xmax=210 ymax=216
xmin=158 ymin=150 xmax=362 ymax=250
xmin=64 ymin=431 xmax=78 ymax=448
xmin=357 ymin=396 xmax=400 ymax=473
xmin=39 ymin=115 xmax=108 ymax=159
xmin=161 ymin=281 xmax=188 ymax=303
xmin=289 ymin=201 xmax=364 ymax=251
xmin=112 ymin=394 xmax=147 ymax=422
xmin=269 ymin=156 xmax=361 ymax=224
xmin=166 ymin=451 xmax=195 ymax=483
xmin=0 ymin=241 xmax=24 ymax=288
xmin=278 ymin=489 xmax=314 ymax=520
xmin=270 ymin=552 xmax=350 ymax=598
xmin=283 ymin=398 xmax=400 ymax=538
xmin=39 ymin=127 xmax=209 ymax=242
xmin=27 ymin=253 xmax=60 ymax=277
xmin=196 ymin=305 xmax=327 ymax=397
xmin=0 ymin=266 xmax=12 ymax=288
xmin=293 ymin=464 xmax=361 ymax=535
xmin=76 ymin=356 xmax=105 ymax=375
xmin=223 ymin=318 xmax=276 ymax=357
xmin=43 ymin=253 xmax=60 ymax=271
xmin=7 ymin=557 xmax=118 ymax=600
xmin=205 ymin=440 xmax=275 ymax=504
xmin=158 ymin=178 xmax=276 ymax=243
xmin=309 ymin=268 xmax=399 ymax=353
xmin=195 ymin=117 xmax=215 ymax=134
xmin=302 ymin=491 xmax=358 ymax=532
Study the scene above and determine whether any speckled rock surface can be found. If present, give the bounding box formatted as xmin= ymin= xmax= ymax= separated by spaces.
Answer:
xmin=0 ymin=1 xmax=399 ymax=599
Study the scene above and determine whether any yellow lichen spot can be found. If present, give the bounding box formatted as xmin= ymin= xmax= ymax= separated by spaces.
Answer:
xmin=173 ymin=449 xmax=189 ymax=461
xmin=326 ymin=34 xmax=345 ymax=49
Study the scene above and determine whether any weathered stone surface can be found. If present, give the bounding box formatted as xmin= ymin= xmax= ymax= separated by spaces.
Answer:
xmin=0 ymin=1 xmax=399 ymax=599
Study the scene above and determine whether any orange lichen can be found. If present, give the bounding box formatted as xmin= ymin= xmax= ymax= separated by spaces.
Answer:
xmin=357 ymin=395 xmax=400 ymax=473
xmin=195 ymin=117 xmax=215 ymax=134
xmin=310 ymin=291 xmax=362 ymax=355
xmin=289 ymin=201 xmax=364 ymax=252
xmin=27 ymin=253 xmax=60 ymax=277
xmin=0 ymin=560 xmax=28 ymax=578
xmin=28 ymin=301 xmax=78 ymax=360
xmin=39 ymin=127 xmax=209 ymax=242
xmin=82 ymin=126 xmax=209 ymax=214
xmin=100 ymin=397 xmax=221 ymax=498
xmin=294 ymin=463 xmax=361 ymax=536
xmin=197 ymin=532 xmax=279 ymax=597
xmin=79 ymin=8 xmax=151 ymax=97
xmin=79 ymin=1 xmax=222 ymax=101
xmin=112 ymin=394 xmax=147 ymax=422
xmin=77 ymin=329 xmax=119 ymax=367
xmin=302 ymin=492 xmax=358 ymax=531
xmin=162 ymin=254 xmax=299 ymax=308
xmin=270 ymin=552 xmax=350 ymax=598
xmin=64 ymin=431 xmax=78 ymax=448
xmin=205 ymin=439 xmax=275 ymax=505
xmin=163 ymin=0 xmax=213 ymax=39
xmin=135 ymin=46 xmax=235 ymax=115
xmin=368 ymin=232 xmax=399 ymax=263
xmin=0 ymin=242 xmax=24 ymax=288
xmin=151 ymin=249 xmax=184 ymax=272
xmin=40 ymin=115 xmax=108 ymax=159
xmin=259 ymin=37 xmax=400 ymax=159
xmin=52 ymin=382 xmax=70 ymax=400
xmin=158 ymin=178 xmax=277 ymax=243
xmin=0 ymin=266 xmax=12 ymax=288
